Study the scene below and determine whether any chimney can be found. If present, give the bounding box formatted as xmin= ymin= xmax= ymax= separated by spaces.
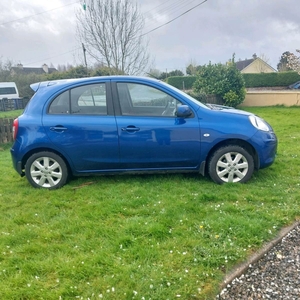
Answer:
xmin=42 ymin=64 xmax=49 ymax=73
xmin=17 ymin=63 xmax=23 ymax=69
xmin=252 ymin=53 xmax=257 ymax=59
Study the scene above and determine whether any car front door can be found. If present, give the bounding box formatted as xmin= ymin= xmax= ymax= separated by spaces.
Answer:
xmin=42 ymin=82 xmax=119 ymax=172
xmin=113 ymin=82 xmax=201 ymax=170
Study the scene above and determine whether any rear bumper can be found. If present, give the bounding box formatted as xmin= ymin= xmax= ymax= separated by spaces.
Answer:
xmin=10 ymin=147 xmax=25 ymax=176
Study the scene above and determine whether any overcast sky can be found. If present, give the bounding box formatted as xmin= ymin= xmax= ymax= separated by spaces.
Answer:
xmin=1 ymin=0 xmax=299 ymax=73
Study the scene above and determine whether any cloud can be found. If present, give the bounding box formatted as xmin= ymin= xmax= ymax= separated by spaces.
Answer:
xmin=0 ymin=0 xmax=299 ymax=71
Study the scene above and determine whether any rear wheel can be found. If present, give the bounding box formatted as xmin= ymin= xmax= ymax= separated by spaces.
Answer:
xmin=208 ymin=145 xmax=254 ymax=184
xmin=25 ymin=152 xmax=68 ymax=189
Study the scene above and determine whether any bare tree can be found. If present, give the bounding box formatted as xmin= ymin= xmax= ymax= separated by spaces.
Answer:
xmin=76 ymin=0 xmax=149 ymax=75
xmin=0 ymin=57 xmax=14 ymax=81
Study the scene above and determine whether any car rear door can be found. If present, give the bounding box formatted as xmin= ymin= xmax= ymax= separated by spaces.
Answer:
xmin=42 ymin=81 xmax=120 ymax=172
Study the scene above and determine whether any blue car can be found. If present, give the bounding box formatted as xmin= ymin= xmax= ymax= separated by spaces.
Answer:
xmin=288 ymin=81 xmax=300 ymax=89
xmin=11 ymin=76 xmax=277 ymax=189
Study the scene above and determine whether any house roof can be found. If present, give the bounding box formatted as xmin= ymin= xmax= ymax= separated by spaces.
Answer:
xmin=235 ymin=59 xmax=255 ymax=71
xmin=235 ymin=57 xmax=277 ymax=73
xmin=11 ymin=65 xmax=57 ymax=75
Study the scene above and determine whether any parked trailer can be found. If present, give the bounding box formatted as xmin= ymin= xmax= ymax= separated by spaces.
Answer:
xmin=0 ymin=82 xmax=19 ymax=99
xmin=0 ymin=82 xmax=28 ymax=111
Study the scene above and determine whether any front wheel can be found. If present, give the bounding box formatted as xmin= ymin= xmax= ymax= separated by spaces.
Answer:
xmin=25 ymin=152 xmax=68 ymax=189
xmin=208 ymin=145 xmax=254 ymax=184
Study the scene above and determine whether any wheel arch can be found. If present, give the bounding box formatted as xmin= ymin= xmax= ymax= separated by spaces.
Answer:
xmin=21 ymin=148 xmax=72 ymax=176
xmin=204 ymin=139 xmax=259 ymax=175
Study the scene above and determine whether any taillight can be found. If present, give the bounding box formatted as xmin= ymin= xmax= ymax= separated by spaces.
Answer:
xmin=13 ymin=118 xmax=18 ymax=140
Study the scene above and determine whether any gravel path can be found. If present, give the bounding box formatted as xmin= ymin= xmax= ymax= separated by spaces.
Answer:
xmin=217 ymin=223 xmax=300 ymax=299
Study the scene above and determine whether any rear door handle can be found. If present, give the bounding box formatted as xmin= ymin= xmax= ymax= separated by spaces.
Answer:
xmin=50 ymin=126 xmax=68 ymax=132
xmin=121 ymin=126 xmax=140 ymax=132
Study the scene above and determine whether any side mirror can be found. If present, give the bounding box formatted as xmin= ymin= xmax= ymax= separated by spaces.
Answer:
xmin=176 ymin=105 xmax=192 ymax=118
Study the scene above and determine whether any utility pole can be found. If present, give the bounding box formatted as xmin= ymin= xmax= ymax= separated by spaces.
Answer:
xmin=82 ymin=43 xmax=88 ymax=76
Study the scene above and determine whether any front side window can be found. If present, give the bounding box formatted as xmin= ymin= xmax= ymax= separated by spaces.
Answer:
xmin=117 ymin=83 xmax=181 ymax=116
xmin=49 ymin=83 xmax=107 ymax=115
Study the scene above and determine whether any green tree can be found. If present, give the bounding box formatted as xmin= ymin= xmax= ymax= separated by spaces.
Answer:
xmin=193 ymin=58 xmax=246 ymax=107
xmin=277 ymin=51 xmax=293 ymax=72
xmin=168 ymin=70 xmax=184 ymax=77
xmin=157 ymin=70 xmax=184 ymax=80
xmin=91 ymin=66 xmax=115 ymax=76
xmin=286 ymin=50 xmax=300 ymax=74
xmin=186 ymin=62 xmax=201 ymax=75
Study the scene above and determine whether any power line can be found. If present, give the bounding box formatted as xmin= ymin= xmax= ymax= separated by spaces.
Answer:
xmin=0 ymin=1 xmax=78 ymax=26
xmin=142 ymin=0 xmax=174 ymax=15
xmin=143 ymin=0 xmax=203 ymax=33
xmin=142 ymin=0 xmax=208 ymax=36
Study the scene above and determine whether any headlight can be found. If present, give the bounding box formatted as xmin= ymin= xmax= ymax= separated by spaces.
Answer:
xmin=249 ymin=115 xmax=270 ymax=132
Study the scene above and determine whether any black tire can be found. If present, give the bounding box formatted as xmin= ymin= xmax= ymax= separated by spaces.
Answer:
xmin=208 ymin=145 xmax=254 ymax=184
xmin=25 ymin=151 xmax=68 ymax=189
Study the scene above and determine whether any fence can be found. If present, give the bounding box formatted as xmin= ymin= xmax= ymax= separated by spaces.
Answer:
xmin=0 ymin=118 xmax=14 ymax=144
xmin=0 ymin=97 xmax=29 ymax=111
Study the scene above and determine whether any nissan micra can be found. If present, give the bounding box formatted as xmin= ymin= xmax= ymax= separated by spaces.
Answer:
xmin=11 ymin=76 xmax=277 ymax=189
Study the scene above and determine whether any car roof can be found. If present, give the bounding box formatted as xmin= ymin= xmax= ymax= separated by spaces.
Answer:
xmin=30 ymin=76 xmax=161 ymax=93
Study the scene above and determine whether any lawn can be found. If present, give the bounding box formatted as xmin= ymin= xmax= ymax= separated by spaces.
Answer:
xmin=0 ymin=107 xmax=299 ymax=299
xmin=0 ymin=109 xmax=23 ymax=119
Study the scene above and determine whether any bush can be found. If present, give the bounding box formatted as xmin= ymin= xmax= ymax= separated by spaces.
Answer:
xmin=187 ymin=90 xmax=207 ymax=102
xmin=193 ymin=62 xmax=246 ymax=108
xmin=223 ymin=90 xmax=242 ymax=107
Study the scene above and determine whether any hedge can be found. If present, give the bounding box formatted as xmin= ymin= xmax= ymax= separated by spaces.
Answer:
xmin=242 ymin=72 xmax=300 ymax=87
xmin=166 ymin=72 xmax=300 ymax=90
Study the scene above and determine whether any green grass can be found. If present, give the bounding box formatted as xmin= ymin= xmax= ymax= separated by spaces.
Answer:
xmin=0 ymin=109 xmax=23 ymax=119
xmin=0 ymin=107 xmax=299 ymax=299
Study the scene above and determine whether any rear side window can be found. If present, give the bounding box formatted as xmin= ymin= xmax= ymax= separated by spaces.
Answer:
xmin=49 ymin=83 xmax=107 ymax=115
xmin=49 ymin=90 xmax=70 ymax=114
